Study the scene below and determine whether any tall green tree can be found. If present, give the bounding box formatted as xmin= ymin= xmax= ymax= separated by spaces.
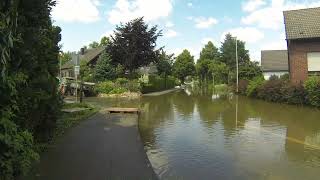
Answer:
xmin=156 ymin=50 xmax=174 ymax=77
xmin=196 ymin=41 xmax=220 ymax=83
xmin=1 ymin=0 xmax=61 ymax=178
xmin=88 ymin=41 xmax=99 ymax=49
xmin=220 ymin=33 xmax=250 ymax=70
xmin=94 ymin=51 xmax=117 ymax=81
xmin=108 ymin=17 xmax=162 ymax=75
xmin=100 ymin=36 xmax=110 ymax=47
xmin=199 ymin=41 xmax=219 ymax=60
xmin=173 ymin=49 xmax=196 ymax=84
xmin=59 ymin=51 xmax=72 ymax=65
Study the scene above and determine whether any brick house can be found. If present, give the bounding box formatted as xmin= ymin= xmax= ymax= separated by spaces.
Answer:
xmin=261 ymin=50 xmax=289 ymax=80
xmin=284 ymin=7 xmax=320 ymax=84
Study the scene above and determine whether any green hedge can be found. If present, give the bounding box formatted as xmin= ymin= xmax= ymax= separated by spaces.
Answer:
xmin=96 ymin=78 xmax=141 ymax=94
xmin=141 ymin=75 xmax=176 ymax=94
xmin=240 ymin=76 xmax=320 ymax=107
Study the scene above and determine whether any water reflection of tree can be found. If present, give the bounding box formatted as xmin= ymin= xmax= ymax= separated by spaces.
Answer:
xmin=171 ymin=91 xmax=196 ymax=118
xmin=139 ymin=94 xmax=175 ymax=146
xmin=237 ymin=96 xmax=320 ymax=163
xmin=196 ymin=95 xmax=233 ymax=129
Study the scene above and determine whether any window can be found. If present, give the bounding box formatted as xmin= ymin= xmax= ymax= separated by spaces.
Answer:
xmin=307 ymin=52 xmax=320 ymax=72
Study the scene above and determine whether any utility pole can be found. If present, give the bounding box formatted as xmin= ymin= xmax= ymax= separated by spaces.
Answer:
xmin=235 ymin=37 xmax=239 ymax=93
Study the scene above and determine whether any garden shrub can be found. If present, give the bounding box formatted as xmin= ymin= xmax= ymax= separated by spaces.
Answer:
xmin=115 ymin=78 xmax=129 ymax=85
xmin=246 ymin=77 xmax=265 ymax=97
xmin=238 ymin=80 xmax=249 ymax=95
xmin=96 ymin=81 xmax=115 ymax=94
xmin=304 ymin=77 xmax=320 ymax=107
xmin=141 ymin=75 xmax=176 ymax=94
xmin=257 ymin=79 xmax=284 ymax=102
xmin=282 ymin=84 xmax=307 ymax=105
xmin=280 ymin=74 xmax=290 ymax=82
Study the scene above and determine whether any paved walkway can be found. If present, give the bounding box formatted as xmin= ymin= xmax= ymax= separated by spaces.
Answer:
xmin=32 ymin=111 xmax=157 ymax=180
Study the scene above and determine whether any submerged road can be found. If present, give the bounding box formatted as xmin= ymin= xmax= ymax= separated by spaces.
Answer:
xmin=33 ymin=111 xmax=157 ymax=180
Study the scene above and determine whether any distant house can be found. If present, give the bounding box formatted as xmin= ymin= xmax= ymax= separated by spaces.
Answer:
xmin=284 ymin=7 xmax=320 ymax=84
xmin=61 ymin=46 xmax=105 ymax=78
xmin=261 ymin=50 xmax=289 ymax=80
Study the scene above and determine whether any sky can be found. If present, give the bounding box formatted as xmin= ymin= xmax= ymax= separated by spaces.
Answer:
xmin=52 ymin=0 xmax=320 ymax=62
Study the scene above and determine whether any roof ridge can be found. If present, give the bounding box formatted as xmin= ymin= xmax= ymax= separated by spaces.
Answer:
xmin=284 ymin=6 xmax=320 ymax=13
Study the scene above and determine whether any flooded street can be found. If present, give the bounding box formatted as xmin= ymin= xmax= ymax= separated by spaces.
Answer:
xmin=86 ymin=89 xmax=320 ymax=180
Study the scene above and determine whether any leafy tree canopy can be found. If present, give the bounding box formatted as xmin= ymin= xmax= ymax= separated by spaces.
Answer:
xmin=220 ymin=33 xmax=250 ymax=70
xmin=199 ymin=41 xmax=219 ymax=61
xmin=108 ymin=17 xmax=162 ymax=74
xmin=94 ymin=51 xmax=117 ymax=81
xmin=88 ymin=41 xmax=99 ymax=49
xmin=59 ymin=51 xmax=72 ymax=65
xmin=173 ymin=49 xmax=196 ymax=84
xmin=156 ymin=50 xmax=174 ymax=76
xmin=100 ymin=36 xmax=110 ymax=47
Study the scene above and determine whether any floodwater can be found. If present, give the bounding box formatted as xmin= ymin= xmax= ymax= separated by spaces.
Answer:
xmin=86 ymin=88 xmax=320 ymax=180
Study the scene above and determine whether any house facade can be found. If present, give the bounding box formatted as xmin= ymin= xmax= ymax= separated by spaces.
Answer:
xmin=61 ymin=46 xmax=105 ymax=78
xmin=284 ymin=7 xmax=320 ymax=84
xmin=261 ymin=50 xmax=289 ymax=80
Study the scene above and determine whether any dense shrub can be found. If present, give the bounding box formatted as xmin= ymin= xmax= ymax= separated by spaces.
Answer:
xmin=246 ymin=77 xmax=265 ymax=97
xmin=141 ymin=75 xmax=176 ymax=94
xmin=304 ymin=77 xmax=320 ymax=107
xmin=282 ymin=84 xmax=307 ymax=105
xmin=96 ymin=79 xmax=141 ymax=94
xmin=238 ymin=80 xmax=249 ymax=95
xmin=257 ymin=79 xmax=284 ymax=102
xmin=96 ymin=81 xmax=115 ymax=94
xmin=280 ymin=73 xmax=290 ymax=82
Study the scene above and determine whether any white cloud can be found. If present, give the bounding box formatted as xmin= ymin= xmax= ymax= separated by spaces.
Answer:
xmin=100 ymin=30 xmax=114 ymax=39
xmin=242 ymin=0 xmax=266 ymax=12
xmin=201 ymin=37 xmax=219 ymax=46
xmin=52 ymin=0 xmax=101 ymax=23
xmin=191 ymin=17 xmax=218 ymax=29
xmin=165 ymin=21 xmax=174 ymax=28
xmin=241 ymin=0 xmax=320 ymax=30
xmin=187 ymin=2 xmax=193 ymax=7
xmin=221 ymin=27 xmax=265 ymax=43
xmin=108 ymin=0 xmax=173 ymax=24
xmin=164 ymin=29 xmax=179 ymax=38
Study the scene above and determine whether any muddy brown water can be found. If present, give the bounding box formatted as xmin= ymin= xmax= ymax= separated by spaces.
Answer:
xmin=86 ymin=88 xmax=320 ymax=180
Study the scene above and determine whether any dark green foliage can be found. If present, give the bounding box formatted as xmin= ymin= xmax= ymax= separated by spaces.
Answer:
xmin=282 ymin=84 xmax=307 ymax=105
xmin=257 ymin=79 xmax=285 ymax=102
xmin=94 ymin=52 xmax=117 ymax=81
xmin=59 ymin=52 xmax=72 ymax=66
xmin=80 ymin=60 xmax=94 ymax=82
xmin=220 ymin=33 xmax=250 ymax=70
xmin=88 ymin=41 xmax=99 ymax=49
xmin=238 ymin=61 xmax=263 ymax=81
xmin=238 ymin=80 xmax=249 ymax=95
xmin=304 ymin=77 xmax=320 ymax=107
xmin=173 ymin=49 xmax=195 ymax=84
xmin=0 ymin=0 xmax=61 ymax=178
xmin=280 ymin=73 xmax=290 ymax=81
xmin=196 ymin=41 xmax=220 ymax=84
xmin=245 ymin=78 xmax=310 ymax=106
xmin=100 ymin=36 xmax=110 ymax=47
xmin=210 ymin=61 xmax=229 ymax=84
xmin=141 ymin=75 xmax=175 ymax=94
xmin=246 ymin=77 xmax=265 ymax=97
xmin=156 ymin=50 xmax=173 ymax=76
xmin=96 ymin=78 xmax=141 ymax=94
xmin=108 ymin=17 xmax=162 ymax=74
xmin=199 ymin=41 xmax=219 ymax=60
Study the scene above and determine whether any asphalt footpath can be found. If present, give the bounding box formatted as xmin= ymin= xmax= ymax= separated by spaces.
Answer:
xmin=30 ymin=111 xmax=158 ymax=180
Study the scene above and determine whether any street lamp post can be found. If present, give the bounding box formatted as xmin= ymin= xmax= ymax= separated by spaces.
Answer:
xmin=235 ymin=37 xmax=239 ymax=93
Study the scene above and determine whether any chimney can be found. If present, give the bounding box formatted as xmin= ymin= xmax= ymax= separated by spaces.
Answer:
xmin=80 ymin=48 xmax=85 ymax=55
